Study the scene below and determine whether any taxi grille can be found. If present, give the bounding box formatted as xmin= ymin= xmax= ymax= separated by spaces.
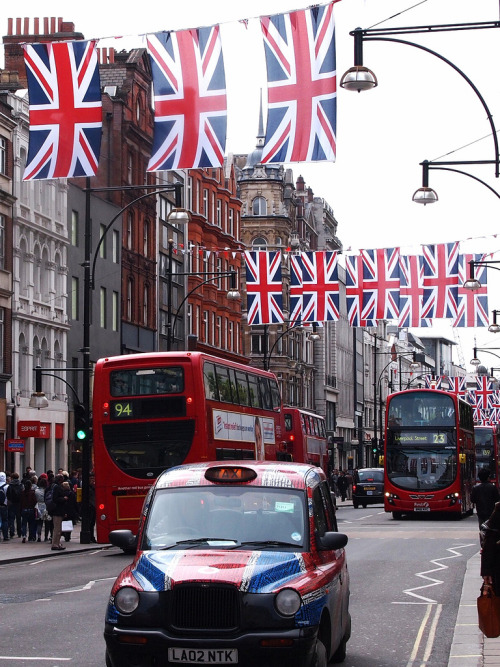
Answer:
xmin=171 ymin=584 xmax=240 ymax=630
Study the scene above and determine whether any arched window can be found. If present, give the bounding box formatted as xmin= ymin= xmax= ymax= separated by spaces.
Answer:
xmin=41 ymin=247 xmax=50 ymax=299
xmin=127 ymin=212 xmax=133 ymax=250
xmin=18 ymin=333 xmax=27 ymax=393
xmin=143 ymin=219 xmax=149 ymax=257
xmin=252 ymin=197 xmax=267 ymax=216
xmin=252 ymin=237 xmax=267 ymax=250
xmin=127 ymin=278 xmax=133 ymax=320
xmin=143 ymin=284 xmax=149 ymax=325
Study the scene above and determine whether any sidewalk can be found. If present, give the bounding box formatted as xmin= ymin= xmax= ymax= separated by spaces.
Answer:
xmin=334 ymin=497 xmax=499 ymax=666
xmin=0 ymin=522 xmax=107 ymax=565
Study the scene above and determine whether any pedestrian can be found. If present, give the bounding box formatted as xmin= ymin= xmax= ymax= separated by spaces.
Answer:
xmin=6 ymin=472 xmax=23 ymax=537
xmin=337 ymin=471 xmax=348 ymax=502
xmin=34 ymin=476 xmax=48 ymax=542
xmin=61 ymin=481 xmax=79 ymax=542
xmin=0 ymin=472 xmax=9 ymax=541
xmin=51 ymin=474 xmax=69 ymax=551
xmin=471 ymin=468 xmax=500 ymax=528
xmin=20 ymin=479 xmax=37 ymax=542
xmin=345 ymin=470 xmax=353 ymax=500
xmin=480 ymin=502 xmax=500 ymax=595
xmin=330 ymin=469 xmax=339 ymax=497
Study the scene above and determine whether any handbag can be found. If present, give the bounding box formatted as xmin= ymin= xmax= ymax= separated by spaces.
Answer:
xmin=478 ymin=585 xmax=500 ymax=638
xmin=61 ymin=519 xmax=73 ymax=532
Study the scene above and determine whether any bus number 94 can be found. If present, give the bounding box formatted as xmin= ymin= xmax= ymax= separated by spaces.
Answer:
xmin=113 ymin=402 xmax=133 ymax=419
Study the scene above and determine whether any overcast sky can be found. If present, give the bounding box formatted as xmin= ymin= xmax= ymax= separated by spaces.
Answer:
xmin=2 ymin=0 xmax=500 ymax=369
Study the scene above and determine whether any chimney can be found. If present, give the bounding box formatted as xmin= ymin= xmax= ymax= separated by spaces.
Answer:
xmin=3 ymin=17 xmax=84 ymax=89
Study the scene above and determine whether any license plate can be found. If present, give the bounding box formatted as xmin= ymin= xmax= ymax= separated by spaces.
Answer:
xmin=364 ymin=486 xmax=376 ymax=491
xmin=414 ymin=507 xmax=430 ymax=512
xmin=367 ymin=490 xmax=373 ymax=495
xmin=168 ymin=648 xmax=238 ymax=664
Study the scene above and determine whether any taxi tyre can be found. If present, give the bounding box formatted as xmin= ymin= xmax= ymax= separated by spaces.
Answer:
xmin=311 ymin=637 xmax=328 ymax=667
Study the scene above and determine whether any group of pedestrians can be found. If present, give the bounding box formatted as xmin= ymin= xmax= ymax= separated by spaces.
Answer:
xmin=0 ymin=467 xmax=81 ymax=551
xmin=329 ymin=469 xmax=356 ymax=502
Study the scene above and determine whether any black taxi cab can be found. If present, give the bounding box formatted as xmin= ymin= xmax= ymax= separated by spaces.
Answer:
xmin=104 ymin=461 xmax=350 ymax=667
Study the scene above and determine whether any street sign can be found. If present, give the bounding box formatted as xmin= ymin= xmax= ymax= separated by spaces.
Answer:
xmin=6 ymin=439 xmax=25 ymax=452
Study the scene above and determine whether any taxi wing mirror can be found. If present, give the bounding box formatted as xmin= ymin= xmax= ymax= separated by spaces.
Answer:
xmin=316 ymin=531 xmax=348 ymax=551
xmin=109 ymin=529 xmax=137 ymax=553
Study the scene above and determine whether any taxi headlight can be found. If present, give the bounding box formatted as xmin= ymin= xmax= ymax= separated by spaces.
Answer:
xmin=114 ymin=587 xmax=140 ymax=614
xmin=275 ymin=588 xmax=301 ymax=616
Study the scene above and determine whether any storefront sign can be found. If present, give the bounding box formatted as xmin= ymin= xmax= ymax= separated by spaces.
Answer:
xmin=6 ymin=439 xmax=25 ymax=452
xmin=17 ymin=421 xmax=51 ymax=439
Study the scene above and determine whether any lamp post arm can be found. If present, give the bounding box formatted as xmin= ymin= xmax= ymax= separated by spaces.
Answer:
xmin=476 ymin=348 xmax=500 ymax=362
xmin=264 ymin=325 xmax=300 ymax=371
xmin=170 ymin=271 xmax=237 ymax=347
xmin=34 ymin=370 xmax=82 ymax=405
xmin=425 ymin=164 xmax=500 ymax=199
xmin=362 ymin=35 xmax=500 ymax=176
xmin=90 ymin=185 xmax=182 ymax=289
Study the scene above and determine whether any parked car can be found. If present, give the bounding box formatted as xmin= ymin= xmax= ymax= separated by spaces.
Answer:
xmin=104 ymin=461 xmax=351 ymax=667
xmin=352 ymin=468 xmax=384 ymax=508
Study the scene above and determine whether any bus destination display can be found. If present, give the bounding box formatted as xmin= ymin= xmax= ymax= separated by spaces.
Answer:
xmin=394 ymin=432 xmax=448 ymax=445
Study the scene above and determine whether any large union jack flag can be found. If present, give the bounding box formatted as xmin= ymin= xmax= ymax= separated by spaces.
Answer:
xmin=260 ymin=1 xmax=339 ymax=164
xmin=345 ymin=248 xmax=400 ymax=326
xmin=453 ymin=253 xmax=489 ymax=327
xmin=421 ymin=243 xmax=459 ymax=319
xmin=23 ymin=40 xmax=102 ymax=180
xmin=147 ymin=26 xmax=227 ymax=171
xmin=244 ymin=251 xmax=284 ymax=325
xmin=301 ymin=251 xmax=340 ymax=322
xmin=446 ymin=376 xmax=467 ymax=399
xmin=476 ymin=376 xmax=495 ymax=411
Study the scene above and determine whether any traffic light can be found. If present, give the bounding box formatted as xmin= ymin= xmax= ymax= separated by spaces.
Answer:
xmin=371 ymin=437 xmax=378 ymax=454
xmin=74 ymin=403 xmax=90 ymax=441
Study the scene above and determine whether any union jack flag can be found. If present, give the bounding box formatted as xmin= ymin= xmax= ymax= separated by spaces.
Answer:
xmin=446 ymin=376 xmax=467 ymax=399
xmin=244 ymin=251 xmax=284 ymax=325
xmin=453 ymin=253 xmax=489 ymax=327
xmin=421 ymin=243 xmax=459 ymax=319
xmin=147 ymin=26 xmax=227 ymax=171
xmin=398 ymin=255 xmax=432 ymax=327
xmin=345 ymin=248 xmax=400 ymax=327
xmin=23 ymin=40 xmax=102 ymax=180
xmin=260 ymin=2 xmax=339 ymax=164
xmin=301 ymin=251 xmax=340 ymax=322
xmin=424 ymin=375 xmax=442 ymax=390
xmin=289 ymin=254 xmax=304 ymax=325
xmin=476 ymin=376 xmax=495 ymax=411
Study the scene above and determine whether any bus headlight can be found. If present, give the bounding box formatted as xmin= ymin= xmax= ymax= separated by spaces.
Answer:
xmin=275 ymin=589 xmax=302 ymax=616
xmin=115 ymin=587 xmax=140 ymax=614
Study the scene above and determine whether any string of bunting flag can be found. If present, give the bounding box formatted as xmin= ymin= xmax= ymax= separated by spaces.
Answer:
xmin=243 ymin=245 xmax=491 ymax=328
xmin=425 ymin=375 xmax=500 ymax=426
xmin=21 ymin=0 xmax=340 ymax=180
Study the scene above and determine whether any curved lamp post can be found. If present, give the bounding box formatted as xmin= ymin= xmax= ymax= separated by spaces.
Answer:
xmin=470 ymin=346 xmax=500 ymax=366
xmin=263 ymin=322 xmax=320 ymax=372
xmin=462 ymin=259 xmax=500 ymax=291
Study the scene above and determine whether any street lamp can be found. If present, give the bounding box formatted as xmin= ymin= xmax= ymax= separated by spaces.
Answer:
xmin=470 ymin=346 xmax=500 ymax=366
xmin=340 ymin=22 xmax=500 ymax=179
xmin=412 ymin=160 xmax=500 ymax=205
xmin=489 ymin=311 xmax=500 ymax=334
xmin=463 ymin=259 xmax=500 ymax=291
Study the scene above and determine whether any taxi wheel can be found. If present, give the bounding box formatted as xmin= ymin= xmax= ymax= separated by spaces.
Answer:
xmin=105 ymin=649 xmax=112 ymax=667
xmin=311 ymin=637 xmax=328 ymax=667
xmin=352 ymin=501 xmax=359 ymax=509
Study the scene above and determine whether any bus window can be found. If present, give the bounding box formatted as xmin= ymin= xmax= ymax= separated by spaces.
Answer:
xmin=203 ymin=362 xmax=218 ymax=401
xmin=270 ymin=380 xmax=281 ymax=410
xmin=258 ymin=377 xmax=272 ymax=410
xmin=235 ymin=371 xmax=250 ymax=406
xmin=216 ymin=366 xmax=235 ymax=403
xmin=284 ymin=413 xmax=293 ymax=432
xmin=248 ymin=374 xmax=259 ymax=408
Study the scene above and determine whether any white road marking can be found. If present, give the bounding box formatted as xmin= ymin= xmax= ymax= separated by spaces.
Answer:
xmin=55 ymin=576 xmax=116 ymax=595
xmin=0 ymin=658 xmax=71 ymax=662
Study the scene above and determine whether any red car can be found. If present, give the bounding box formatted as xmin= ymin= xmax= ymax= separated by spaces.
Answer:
xmin=104 ymin=461 xmax=351 ymax=667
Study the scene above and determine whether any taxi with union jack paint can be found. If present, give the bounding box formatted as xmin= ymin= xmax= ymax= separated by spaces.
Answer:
xmin=104 ymin=461 xmax=350 ymax=667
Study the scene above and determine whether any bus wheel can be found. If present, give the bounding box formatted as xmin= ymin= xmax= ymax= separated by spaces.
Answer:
xmin=392 ymin=512 xmax=402 ymax=520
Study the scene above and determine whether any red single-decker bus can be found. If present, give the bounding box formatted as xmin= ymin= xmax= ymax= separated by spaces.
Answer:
xmin=384 ymin=388 xmax=475 ymax=519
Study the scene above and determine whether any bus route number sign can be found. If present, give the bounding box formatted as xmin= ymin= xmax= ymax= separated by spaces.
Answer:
xmin=111 ymin=400 xmax=134 ymax=419
xmin=395 ymin=432 xmax=447 ymax=445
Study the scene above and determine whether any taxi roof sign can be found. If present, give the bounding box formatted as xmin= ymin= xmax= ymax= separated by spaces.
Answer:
xmin=205 ymin=466 xmax=257 ymax=483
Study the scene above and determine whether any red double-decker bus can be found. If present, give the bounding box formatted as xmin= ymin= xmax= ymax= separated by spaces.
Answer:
xmin=93 ymin=351 xmax=284 ymax=542
xmin=383 ymin=388 xmax=475 ymax=519
xmin=475 ymin=425 xmax=500 ymax=488
xmin=282 ymin=407 xmax=328 ymax=473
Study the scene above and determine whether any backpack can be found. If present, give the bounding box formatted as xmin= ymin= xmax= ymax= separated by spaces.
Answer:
xmin=0 ymin=484 xmax=6 ymax=506
xmin=6 ymin=482 xmax=22 ymax=504
xmin=45 ymin=484 xmax=57 ymax=514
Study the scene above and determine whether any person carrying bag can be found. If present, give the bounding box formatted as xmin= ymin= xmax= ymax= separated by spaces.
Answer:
xmin=479 ymin=502 xmax=500 ymax=637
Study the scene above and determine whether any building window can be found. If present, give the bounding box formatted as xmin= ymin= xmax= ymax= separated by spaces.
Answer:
xmin=143 ymin=220 xmax=149 ymax=257
xmin=252 ymin=237 xmax=267 ymax=250
xmin=100 ymin=287 xmax=106 ymax=328
xmin=203 ymin=311 xmax=208 ymax=342
xmin=252 ymin=197 xmax=267 ymax=216
xmin=127 ymin=279 xmax=133 ymax=320
xmin=228 ymin=321 xmax=234 ymax=351
xmin=127 ymin=152 xmax=133 ymax=184
xmin=216 ymin=200 xmax=222 ymax=227
xmin=0 ymin=137 xmax=6 ymax=174
xmin=143 ymin=285 xmax=149 ymax=325
xmin=71 ymin=277 xmax=79 ymax=320
xmin=203 ymin=189 xmax=209 ymax=218
xmin=0 ymin=215 xmax=5 ymax=270
xmin=228 ymin=209 xmax=234 ymax=237
xmin=113 ymin=230 xmax=120 ymax=263
xmin=127 ymin=212 xmax=133 ymax=250
xmin=71 ymin=211 xmax=78 ymax=246
xmin=187 ymin=176 xmax=193 ymax=211
xmin=112 ymin=291 xmax=119 ymax=331
xmin=99 ymin=223 xmax=107 ymax=258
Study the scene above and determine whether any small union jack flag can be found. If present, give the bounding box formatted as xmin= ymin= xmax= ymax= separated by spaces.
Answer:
xmin=476 ymin=376 xmax=495 ymax=411
xmin=453 ymin=253 xmax=489 ymax=327
xmin=147 ymin=26 xmax=227 ymax=170
xmin=244 ymin=251 xmax=284 ymax=325
xmin=289 ymin=254 xmax=304 ymax=325
xmin=424 ymin=375 xmax=442 ymax=390
xmin=421 ymin=243 xmax=459 ymax=319
xmin=260 ymin=1 xmax=339 ymax=164
xmin=345 ymin=248 xmax=400 ymax=327
xmin=23 ymin=40 xmax=102 ymax=180
xmin=446 ymin=376 xmax=467 ymax=399
xmin=301 ymin=251 xmax=340 ymax=322
xmin=398 ymin=255 xmax=432 ymax=327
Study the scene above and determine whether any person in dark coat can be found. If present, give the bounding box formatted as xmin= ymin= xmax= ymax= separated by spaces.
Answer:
xmin=481 ymin=502 xmax=500 ymax=595
xmin=472 ymin=468 xmax=500 ymax=527
xmin=20 ymin=479 xmax=37 ymax=542
xmin=336 ymin=471 xmax=348 ymax=502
